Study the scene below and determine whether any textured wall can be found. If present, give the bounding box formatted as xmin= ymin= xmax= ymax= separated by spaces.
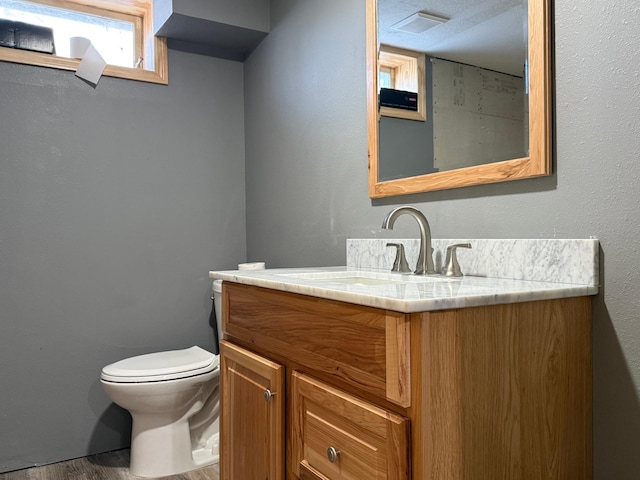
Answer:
xmin=173 ymin=0 xmax=270 ymax=32
xmin=0 ymin=50 xmax=246 ymax=472
xmin=244 ymin=1 xmax=640 ymax=478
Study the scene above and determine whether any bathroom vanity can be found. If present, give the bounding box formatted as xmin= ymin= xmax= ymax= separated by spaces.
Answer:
xmin=210 ymin=239 xmax=598 ymax=480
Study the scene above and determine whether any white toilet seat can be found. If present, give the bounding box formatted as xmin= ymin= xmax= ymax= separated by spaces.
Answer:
xmin=101 ymin=346 xmax=219 ymax=383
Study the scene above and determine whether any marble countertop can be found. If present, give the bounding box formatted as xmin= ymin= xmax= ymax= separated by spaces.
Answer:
xmin=209 ymin=266 xmax=598 ymax=313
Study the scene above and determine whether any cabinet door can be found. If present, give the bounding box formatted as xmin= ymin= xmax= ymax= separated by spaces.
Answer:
xmin=220 ymin=340 xmax=284 ymax=480
xmin=291 ymin=372 xmax=410 ymax=480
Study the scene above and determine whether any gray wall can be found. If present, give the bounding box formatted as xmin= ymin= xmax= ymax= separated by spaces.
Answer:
xmin=0 ymin=50 xmax=246 ymax=472
xmin=156 ymin=0 xmax=269 ymax=31
xmin=244 ymin=1 xmax=640 ymax=479
xmin=174 ymin=0 xmax=270 ymax=32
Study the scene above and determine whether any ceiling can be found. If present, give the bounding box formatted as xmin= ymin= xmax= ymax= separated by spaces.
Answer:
xmin=377 ymin=0 xmax=527 ymax=76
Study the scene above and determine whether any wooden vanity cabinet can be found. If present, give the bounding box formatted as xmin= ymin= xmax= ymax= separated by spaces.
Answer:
xmin=219 ymin=282 xmax=592 ymax=480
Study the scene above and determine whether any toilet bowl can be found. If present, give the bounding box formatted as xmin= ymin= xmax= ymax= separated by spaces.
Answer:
xmin=100 ymin=281 xmax=225 ymax=477
xmin=101 ymin=346 xmax=220 ymax=477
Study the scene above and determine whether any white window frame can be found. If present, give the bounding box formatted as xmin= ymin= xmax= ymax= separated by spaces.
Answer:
xmin=0 ymin=0 xmax=168 ymax=84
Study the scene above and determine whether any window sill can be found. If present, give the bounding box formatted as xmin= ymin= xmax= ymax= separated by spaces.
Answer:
xmin=0 ymin=37 xmax=168 ymax=85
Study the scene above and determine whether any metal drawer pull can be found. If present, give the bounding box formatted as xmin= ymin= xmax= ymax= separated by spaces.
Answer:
xmin=263 ymin=389 xmax=276 ymax=402
xmin=326 ymin=446 xmax=340 ymax=463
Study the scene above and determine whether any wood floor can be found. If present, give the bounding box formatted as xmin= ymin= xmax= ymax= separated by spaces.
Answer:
xmin=0 ymin=450 xmax=219 ymax=480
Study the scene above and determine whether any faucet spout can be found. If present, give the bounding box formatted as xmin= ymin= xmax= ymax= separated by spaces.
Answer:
xmin=381 ymin=206 xmax=436 ymax=275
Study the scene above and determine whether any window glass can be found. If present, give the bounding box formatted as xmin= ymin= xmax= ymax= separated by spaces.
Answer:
xmin=379 ymin=69 xmax=393 ymax=90
xmin=0 ymin=0 xmax=135 ymax=67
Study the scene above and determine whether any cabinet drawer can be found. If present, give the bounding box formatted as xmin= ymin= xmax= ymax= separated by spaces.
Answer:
xmin=223 ymin=282 xmax=411 ymax=406
xmin=291 ymin=371 xmax=410 ymax=480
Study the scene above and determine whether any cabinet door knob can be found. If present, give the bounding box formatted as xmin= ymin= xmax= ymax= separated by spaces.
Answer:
xmin=326 ymin=446 xmax=340 ymax=463
xmin=263 ymin=389 xmax=276 ymax=402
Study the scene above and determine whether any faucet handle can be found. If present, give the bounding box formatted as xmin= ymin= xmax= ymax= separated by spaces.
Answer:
xmin=442 ymin=243 xmax=472 ymax=277
xmin=386 ymin=243 xmax=412 ymax=273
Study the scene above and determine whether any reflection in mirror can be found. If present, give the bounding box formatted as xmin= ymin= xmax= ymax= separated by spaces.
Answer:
xmin=379 ymin=45 xmax=427 ymax=122
xmin=366 ymin=0 xmax=551 ymax=197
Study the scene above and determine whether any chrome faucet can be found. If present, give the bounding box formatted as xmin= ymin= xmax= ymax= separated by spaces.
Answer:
xmin=381 ymin=206 xmax=436 ymax=275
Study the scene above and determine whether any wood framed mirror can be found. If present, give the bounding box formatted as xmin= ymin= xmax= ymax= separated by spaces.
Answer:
xmin=367 ymin=0 xmax=552 ymax=198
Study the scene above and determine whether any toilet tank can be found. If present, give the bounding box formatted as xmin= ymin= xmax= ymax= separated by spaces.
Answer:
xmin=212 ymin=280 xmax=223 ymax=341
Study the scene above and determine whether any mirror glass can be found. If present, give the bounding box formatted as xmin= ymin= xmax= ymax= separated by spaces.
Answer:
xmin=366 ymin=0 xmax=551 ymax=197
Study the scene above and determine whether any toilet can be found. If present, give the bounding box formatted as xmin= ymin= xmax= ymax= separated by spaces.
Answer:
xmin=100 ymin=280 xmax=225 ymax=478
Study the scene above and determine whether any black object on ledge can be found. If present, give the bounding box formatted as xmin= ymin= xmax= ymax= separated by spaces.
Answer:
xmin=380 ymin=88 xmax=418 ymax=111
xmin=0 ymin=19 xmax=55 ymax=54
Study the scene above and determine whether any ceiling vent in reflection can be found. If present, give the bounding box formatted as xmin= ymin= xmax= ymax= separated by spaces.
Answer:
xmin=392 ymin=11 xmax=449 ymax=34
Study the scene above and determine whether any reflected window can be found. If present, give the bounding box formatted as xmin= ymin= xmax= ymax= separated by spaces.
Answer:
xmin=379 ymin=66 xmax=394 ymax=89
xmin=378 ymin=45 xmax=426 ymax=122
